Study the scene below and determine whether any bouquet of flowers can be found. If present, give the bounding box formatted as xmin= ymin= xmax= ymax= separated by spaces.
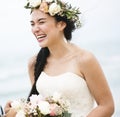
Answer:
xmin=11 ymin=92 xmax=71 ymax=117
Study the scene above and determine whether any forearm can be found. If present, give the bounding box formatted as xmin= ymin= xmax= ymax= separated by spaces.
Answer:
xmin=87 ymin=105 xmax=114 ymax=117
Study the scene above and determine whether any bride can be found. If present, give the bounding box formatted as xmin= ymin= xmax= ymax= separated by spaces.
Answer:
xmin=4 ymin=0 xmax=114 ymax=116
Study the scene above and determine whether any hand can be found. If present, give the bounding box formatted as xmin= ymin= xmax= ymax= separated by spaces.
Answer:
xmin=5 ymin=108 xmax=16 ymax=117
xmin=4 ymin=101 xmax=12 ymax=115
xmin=4 ymin=101 xmax=16 ymax=117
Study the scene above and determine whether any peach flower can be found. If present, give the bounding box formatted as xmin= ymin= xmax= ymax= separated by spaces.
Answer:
xmin=39 ymin=2 xmax=49 ymax=13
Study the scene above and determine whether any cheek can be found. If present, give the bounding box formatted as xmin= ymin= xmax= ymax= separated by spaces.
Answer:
xmin=46 ymin=24 xmax=58 ymax=34
xmin=31 ymin=27 xmax=35 ymax=35
xmin=31 ymin=28 xmax=34 ymax=34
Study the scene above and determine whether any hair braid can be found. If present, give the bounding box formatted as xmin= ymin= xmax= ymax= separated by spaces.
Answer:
xmin=27 ymin=47 xmax=50 ymax=100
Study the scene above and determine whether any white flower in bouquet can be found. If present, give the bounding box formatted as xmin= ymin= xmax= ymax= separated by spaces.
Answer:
xmin=38 ymin=100 xmax=50 ymax=115
xmin=52 ymin=92 xmax=61 ymax=102
xmin=11 ymin=99 xmax=27 ymax=117
xmin=52 ymin=92 xmax=70 ymax=112
xmin=29 ymin=94 xmax=43 ymax=107
xmin=11 ymin=100 xmax=22 ymax=111
xmin=16 ymin=110 xmax=25 ymax=117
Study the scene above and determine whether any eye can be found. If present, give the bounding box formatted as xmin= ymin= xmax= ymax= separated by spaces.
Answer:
xmin=31 ymin=23 xmax=34 ymax=26
xmin=30 ymin=22 xmax=35 ymax=26
xmin=39 ymin=20 xmax=45 ymax=24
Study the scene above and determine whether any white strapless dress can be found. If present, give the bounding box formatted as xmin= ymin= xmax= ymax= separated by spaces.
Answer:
xmin=36 ymin=72 xmax=95 ymax=117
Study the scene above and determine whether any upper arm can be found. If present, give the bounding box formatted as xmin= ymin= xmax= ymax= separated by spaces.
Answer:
xmin=28 ymin=55 xmax=37 ymax=85
xmin=81 ymin=51 xmax=114 ymax=107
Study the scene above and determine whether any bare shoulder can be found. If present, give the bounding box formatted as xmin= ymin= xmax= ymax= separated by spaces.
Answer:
xmin=28 ymin=55 xmax=37 ymax=69
xmin=73 ymin=45 xmax=97 ymax=65
xmin=76 ymin=47 xmax=104 ymax=80
xmin=78 ymin=49 xmax=98 ymax=64
xmin=73 ymin=46 xmax=101 ymax=76
xmin=28 ymin=55 xmax=37 ymax=85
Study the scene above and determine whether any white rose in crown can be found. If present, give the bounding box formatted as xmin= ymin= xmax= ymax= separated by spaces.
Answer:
xmin=28 ymin=0 xmax=41 ymax=7
xmin=49 ymin=3 xmax=62 ymax=16
xmin=45 ymin=0 xmax=54 ymax=2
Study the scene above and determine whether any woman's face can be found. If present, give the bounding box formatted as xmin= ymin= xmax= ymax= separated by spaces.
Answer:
xmin=30 ymin=9 xmax=65 ymax=47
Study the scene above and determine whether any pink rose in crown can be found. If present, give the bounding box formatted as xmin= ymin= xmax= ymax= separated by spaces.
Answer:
xmin=39 ymin=2 xmax=49 ymax=13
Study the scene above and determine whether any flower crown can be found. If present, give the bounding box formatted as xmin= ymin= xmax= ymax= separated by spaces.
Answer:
xmin=25 ymin=0 xmax=81 ymax=28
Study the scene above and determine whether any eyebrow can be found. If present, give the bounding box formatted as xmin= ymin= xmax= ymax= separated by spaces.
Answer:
xmin=30 ymin=18 xmax=47 ymax=23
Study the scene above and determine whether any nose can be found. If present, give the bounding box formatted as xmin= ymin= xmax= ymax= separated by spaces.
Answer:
xmin=32 ymin=24 xmax=40 ymax=33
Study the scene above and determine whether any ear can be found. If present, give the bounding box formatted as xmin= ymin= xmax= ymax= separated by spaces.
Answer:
xmin=57 ymin=21 xmax=66 ymax=31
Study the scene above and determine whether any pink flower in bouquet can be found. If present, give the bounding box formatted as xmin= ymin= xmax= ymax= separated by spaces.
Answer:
xmin=50 ymin=104 xmax=57 ymax=116
xmin=50 ymin=103 xmax=63 ymax=116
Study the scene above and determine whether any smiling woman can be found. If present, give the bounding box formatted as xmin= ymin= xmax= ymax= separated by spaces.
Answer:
xmin=3 ymin=0 xmax=116 ymax=117
xmin=2 ymin=0 xmax=120 ymax=116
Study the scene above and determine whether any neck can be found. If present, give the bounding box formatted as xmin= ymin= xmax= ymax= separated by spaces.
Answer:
xmin=48 ymin=39 xmax=71 ymax=59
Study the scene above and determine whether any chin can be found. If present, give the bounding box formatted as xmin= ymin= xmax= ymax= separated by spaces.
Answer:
xmin=38 ymin=43 xmax=48 ymax=48
xmin=38 ymin=39 xmax=49 ymax=48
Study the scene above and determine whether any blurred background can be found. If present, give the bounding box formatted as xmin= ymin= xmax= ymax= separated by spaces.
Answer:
xmin=0 ymin=0 xmax=119 ymax=116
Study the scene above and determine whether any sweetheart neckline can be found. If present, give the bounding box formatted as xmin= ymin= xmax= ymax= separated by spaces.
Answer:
xmin=41 ymin=71 xmax=85 ymax=81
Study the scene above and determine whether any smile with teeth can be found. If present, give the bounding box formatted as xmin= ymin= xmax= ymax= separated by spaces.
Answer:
xmin=37 ymin=34 xmax=46 ymax=39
